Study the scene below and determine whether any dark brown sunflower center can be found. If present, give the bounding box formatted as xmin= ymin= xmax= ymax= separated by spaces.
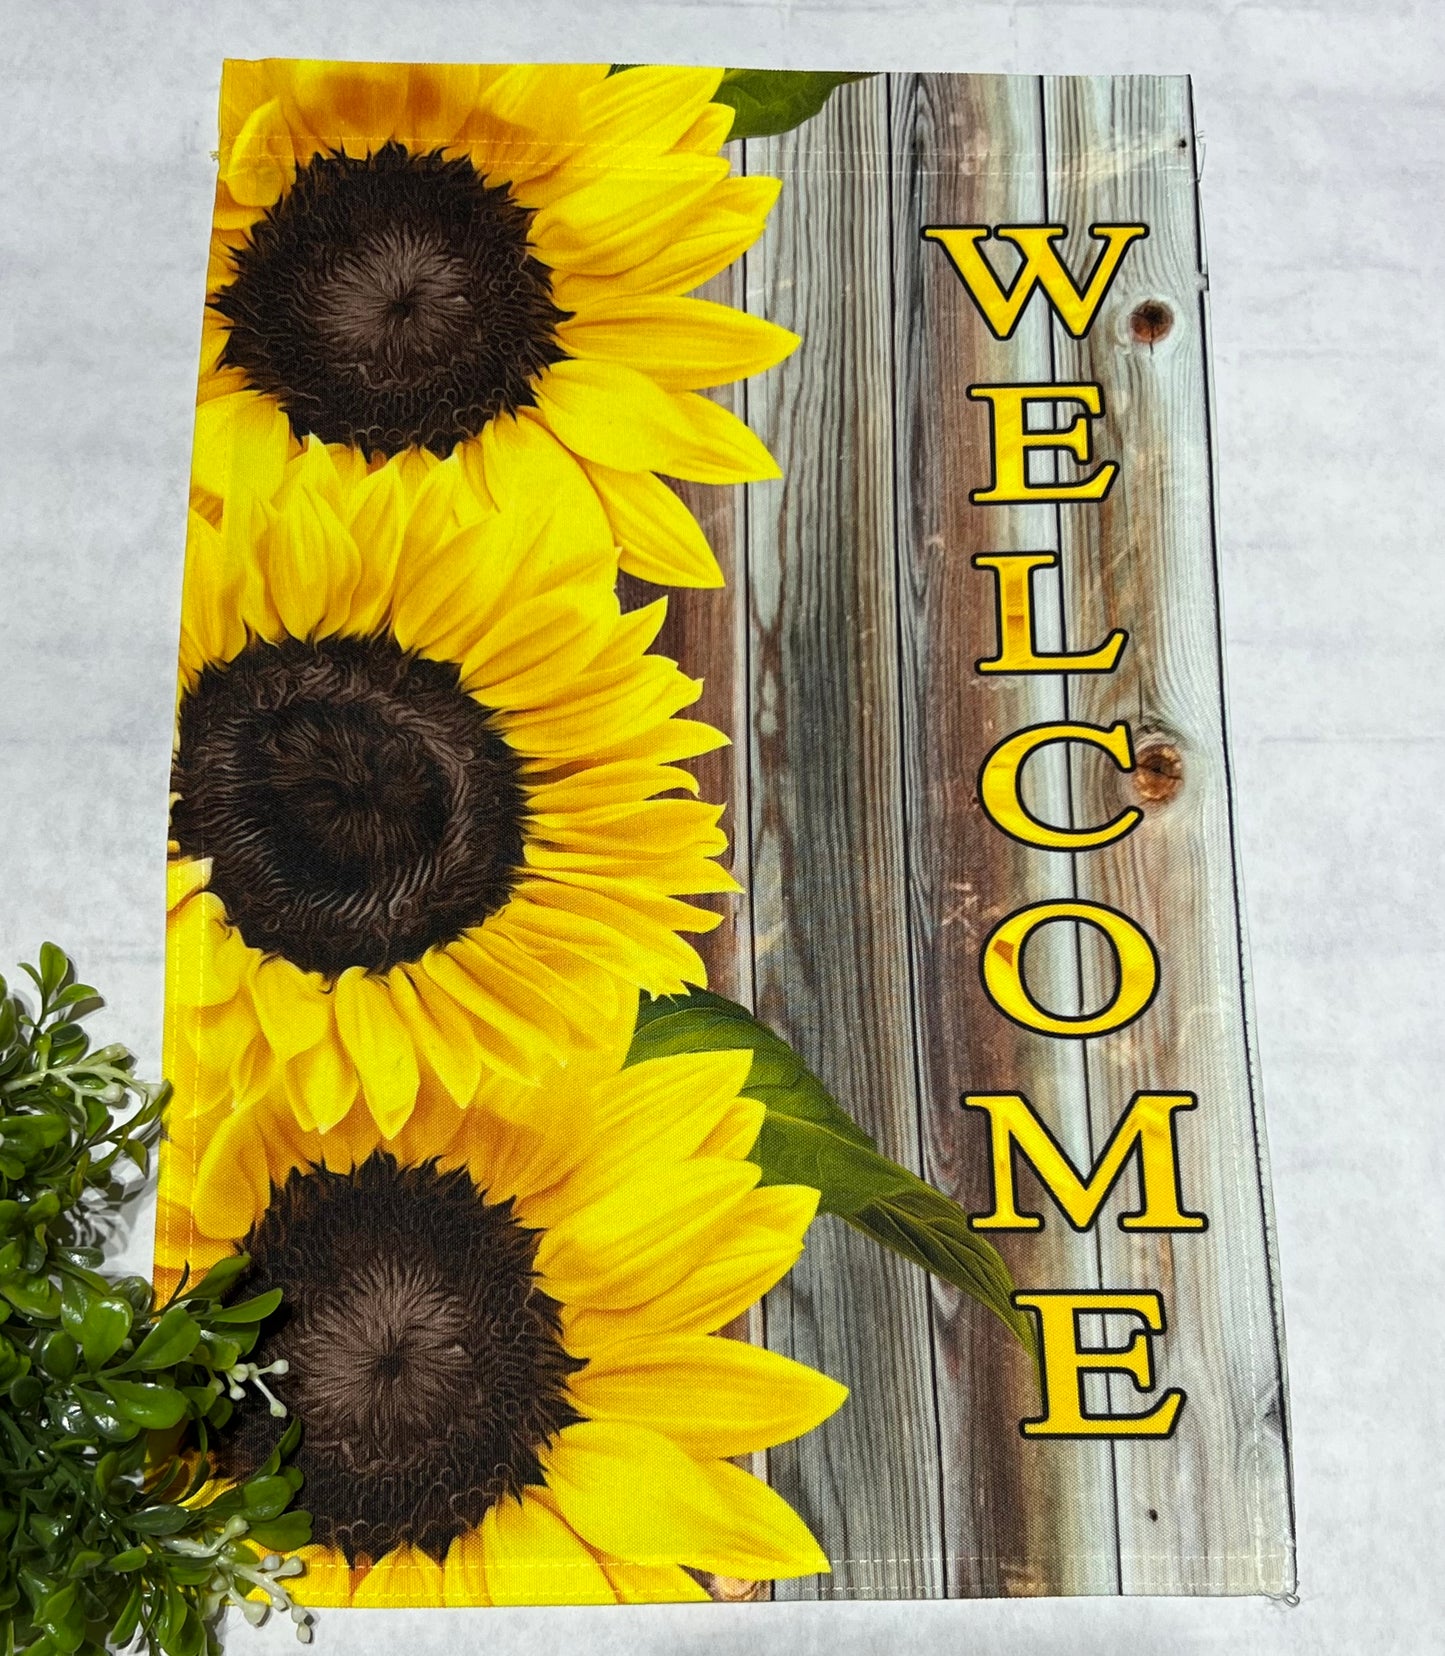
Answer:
xmin=169 ymin=632 xmax=528 ymax=977
xmin=213 ymin=142 xmax=570 ymax=458
xmin=223 ymin=1155 xmax=584 ymax=1564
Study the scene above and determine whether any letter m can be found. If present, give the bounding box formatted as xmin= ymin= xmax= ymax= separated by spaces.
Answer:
xmin=922 ymin=224 xmax=1148 ymax=339
xmin=963 ymin=1091 xmax=1205 ymax=1231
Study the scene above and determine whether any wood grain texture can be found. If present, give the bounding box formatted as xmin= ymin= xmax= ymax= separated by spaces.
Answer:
xmin=639 ymin=74 xmax=1290 ymax=1601
xmin=743 ymin=77 xmax=946 ymax=1600
xmin=890 ymin=72 xmax=1123 ymax=1596
xmin=1042 ymin=75 xmax=1294 ymax=1595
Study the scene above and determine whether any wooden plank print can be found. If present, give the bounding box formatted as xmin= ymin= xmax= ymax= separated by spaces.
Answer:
xmin=890 ymin=71 xmax=1121 ymax=1597
xmin=1042 ymin=75 xmax=1293 ymax=1594
xmin=744 ymin=76 xmax=947 ymax=1601
xmin=698 ymin=70 xmax=1291 ymax=1599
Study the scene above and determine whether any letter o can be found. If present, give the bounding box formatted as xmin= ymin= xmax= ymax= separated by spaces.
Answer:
xmin=981 ymin=901 xmax=1159 ymax=1037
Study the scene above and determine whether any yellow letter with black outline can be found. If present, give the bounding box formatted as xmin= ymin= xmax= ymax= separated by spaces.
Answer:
xmin=979 ymin=720 xmax=1142 ymax=851
xmin=1013 ymin=1289 xmax=1186 ymax=1438
xmin=968 ymin=382 xmax=1117 ymax=505
xmin=963 ymin=1091 xmax=1206 ymax=1232
xmin=922 ymin=223 xmax=1148 ymax=338
xmin=973 ymin=553 xmax=1128 ymax=675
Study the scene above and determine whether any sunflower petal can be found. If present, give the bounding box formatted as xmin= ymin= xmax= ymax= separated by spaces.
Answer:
xmin=577 ymin=66 xmax=724 ymax=155
xmin=478 ymin=63 xmax=609 ymax=143
xmin=530 ymin=155 xmax=730 ymax=277
xmin=387 ymin=967 xmax=487 ymax=1110
xmin=583 ymin=717 xmax=729 ymax=770
xmin=332 ymin=970 xmax=421 ymax=1139
xmin=418 ymin=948 xmax=552 ymax=1084
xmin=697 ymin=1096 xmax=767 ymax=1162
xmin=249 ymin=958 xmax=331 ymax=1062
xmin=284 ymin=1029 xmax=360 ymax=1135
xmin=222 ymin=96 xmax=292 ymax=207
xmin=463 ymin=412 xmax=614 ymax=578
xmin=583 ymin=462 xmax=724 ymax=588
xmin=440 ymin=1527 xmax=493 ymax=1608
xmin=166 ymin=856 xmax=211 ymax=914
xmin=281 ymin=62 xmax=409 ymax=156
xmin=573 ymin=1333 xmax=848 ymax=1459
xmin=564 ymin=1185 xmax=818 ymax=1347
xmin=601 ymin=1559 xmax=712 ymax=1603
xmin=350 ymin=1544 xmax=445 ymax=1609
xmin=550 ymin=176 xmax=781 ymax=303
xmin=535 ymin=1159 xmax=759 ymax=1311
xmin=545 ymin=1420 xmax=830 ymax=1579
xmin=529 ymin=797 xmax=731 ymax=863
xmin=262 ymin=488 xmax=361 ymax=640
xmin=503 ymin=656 xmax=703 ymax=756
xmin=509 ymin=879 xmax=712 ymax=994
xmin=521 ymin=1050 xmax=752 ymax=1227
xmin=537 ymin=359 xmax=780 ymax=482
xmin=180 ymin=511 xmax=251 ymax=669
xmin=339 ymin=464 xmax=407 ymax=631
xmin=288 ymin=1546 xmax=356 ymax=1609
xmin=456 ymin=589 xmax=615 ymax=707
xmin=526 ymin=759 xmax=701 ymax=812
xmin=191 ymin=390 xmax=292 ymax=503
xmin=676 ymin=99 xmax=736 ymax=154
xmin=560 ymin=297 xmax=798 ymax=393
xmin=190 ymin=1109 xmax=275 ymax=1241
xmin=477 ymin=1490 xmax=618 ymax=1606
xmin=167 ymin=892 xmax=250 ymax=1009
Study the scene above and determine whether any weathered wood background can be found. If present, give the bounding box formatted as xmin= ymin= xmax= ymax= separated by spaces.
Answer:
xmin=632 ymin=73 xmax=1293 ymax=1600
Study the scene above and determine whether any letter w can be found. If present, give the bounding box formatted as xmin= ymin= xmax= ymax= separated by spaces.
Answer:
xmin=963 ymin=1091 xmax=1205 ymax=1231
xmin=923 ymin=224 xmax=1148 ymax=339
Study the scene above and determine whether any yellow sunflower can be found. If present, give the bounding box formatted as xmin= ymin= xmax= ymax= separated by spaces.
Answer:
xmin=196 ymin=59 xmax=795 ymax=588
xmin=167 ymin=440 xmax=739 ymax=1135
xmin=155 ymin=1013 xmax=843 ymax=1605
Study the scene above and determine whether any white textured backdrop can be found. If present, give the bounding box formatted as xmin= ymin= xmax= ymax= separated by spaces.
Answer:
xmin=0 ymin=3 xmax=1437 ymax=1652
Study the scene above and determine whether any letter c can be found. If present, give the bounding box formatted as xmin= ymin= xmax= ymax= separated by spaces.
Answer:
xmin=979 ymin=721 xmax=1142 ymax=851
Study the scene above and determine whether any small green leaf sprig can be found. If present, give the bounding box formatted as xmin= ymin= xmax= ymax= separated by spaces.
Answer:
xmin=0 ymin=945 xmax=313 ymax=1656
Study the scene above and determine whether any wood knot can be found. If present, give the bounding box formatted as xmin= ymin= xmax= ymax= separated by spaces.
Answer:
xmin=1129 ymin=299 xmax=1174 ymax=346
xmin=1132 ymin=741 xmax=1183 ymax=805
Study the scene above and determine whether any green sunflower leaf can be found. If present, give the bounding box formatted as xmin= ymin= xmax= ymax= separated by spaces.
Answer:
xmin=629 ymin=989 xmax=1035 ymax=1353
xmin=712 ymin=69 xmax=871 ymax=140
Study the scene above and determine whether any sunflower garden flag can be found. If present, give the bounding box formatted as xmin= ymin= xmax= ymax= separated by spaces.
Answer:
xmin=159 ymin=62 xmax=1295 ymax=1609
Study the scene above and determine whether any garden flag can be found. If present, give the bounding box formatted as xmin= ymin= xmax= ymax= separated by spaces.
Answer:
xmin=157 ymin=62 xmax=1295 ymax=1608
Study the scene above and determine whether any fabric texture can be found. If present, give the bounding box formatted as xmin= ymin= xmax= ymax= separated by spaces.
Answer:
xmin=158 ymin=61 xmax=1293 ymax=1607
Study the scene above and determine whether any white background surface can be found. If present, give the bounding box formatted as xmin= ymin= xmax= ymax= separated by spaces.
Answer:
xmin=0 ymin=2 xmax=1438 ymax=1652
